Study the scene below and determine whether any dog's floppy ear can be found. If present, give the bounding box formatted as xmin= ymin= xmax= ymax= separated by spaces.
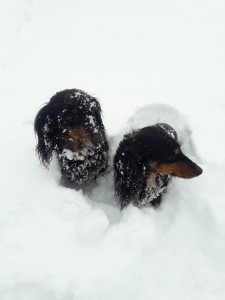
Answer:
xmin=91 ymin=98 xmax=105 ymax=129
xmin=34 ymin=103 xmax=54 ymax=167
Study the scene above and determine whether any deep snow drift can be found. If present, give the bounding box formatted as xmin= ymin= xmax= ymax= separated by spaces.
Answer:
xmin=0 ymin=0 xmax=225 ymax=299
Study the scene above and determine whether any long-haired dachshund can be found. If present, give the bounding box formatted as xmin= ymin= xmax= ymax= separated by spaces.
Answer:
xmin=34 ymin=89 xmax=109 ymax=188
xmin=114 ymin=123 xmax=203 ymax=209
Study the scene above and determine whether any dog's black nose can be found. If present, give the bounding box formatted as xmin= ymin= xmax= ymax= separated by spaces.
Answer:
xmin=194 ymin=164 xmax=203 ymax=176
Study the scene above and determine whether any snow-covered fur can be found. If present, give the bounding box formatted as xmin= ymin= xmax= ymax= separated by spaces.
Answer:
xmin=114 ymin=123 xmax=203 ymax=209
xmin=34 ymin=89 xmax=109 ymax=188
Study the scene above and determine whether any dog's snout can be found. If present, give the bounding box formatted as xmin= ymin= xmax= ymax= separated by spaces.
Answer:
xmin=149 ymin=153 xmax=203 ymax=179
xmin=66 ymin=127 xmax=95 ymax=150
xmin=193 ymin=164 xmax=203 ymax=176
xmin=175 ymin=153 xmax=203 ymax=179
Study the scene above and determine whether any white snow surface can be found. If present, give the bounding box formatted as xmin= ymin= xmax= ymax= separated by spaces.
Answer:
xmin=1 ymin=0 xmax=225 ymax=299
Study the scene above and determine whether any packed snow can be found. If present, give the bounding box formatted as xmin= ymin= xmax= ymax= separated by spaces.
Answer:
xmin=0 ymin=0 xmax=225 ymax=299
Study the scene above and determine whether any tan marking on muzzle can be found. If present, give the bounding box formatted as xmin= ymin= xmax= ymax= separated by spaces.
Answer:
xmin=149 ymin=161 xmax=200 ymax=179
xmin=66 ymin=127 xmax=95 ymax=150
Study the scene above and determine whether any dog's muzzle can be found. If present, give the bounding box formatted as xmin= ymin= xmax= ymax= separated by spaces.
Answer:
xmin=149 ymin=153 xmax=203 ymax=179
xmin=177 ymin=153 xmax=203 ymax=178
xmin=66 ymin=127 xmax=95 ymax=149
xmin=169 ymin=153 xmax=203 ymax=179
xmin=65 ymin=126 xmax=105 ymax=151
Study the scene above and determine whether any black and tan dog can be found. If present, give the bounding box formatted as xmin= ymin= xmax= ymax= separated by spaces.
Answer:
xmin=114 ymin=123 xmax=202 ymax=209
xmin=34 ymin=89 xmax=109 ymax=188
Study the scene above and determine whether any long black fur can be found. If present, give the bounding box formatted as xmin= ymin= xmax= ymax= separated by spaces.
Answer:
xmin=114 ymin=123 xmax=202 ymax=209
xmin=34 ymin=89 xmax=109 ymax=187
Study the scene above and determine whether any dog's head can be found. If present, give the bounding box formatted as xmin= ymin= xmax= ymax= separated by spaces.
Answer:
xmin=136 ymin=124 xmax=203 ymax=179
xmin=34 ymin=89 xmax=107 ymax=166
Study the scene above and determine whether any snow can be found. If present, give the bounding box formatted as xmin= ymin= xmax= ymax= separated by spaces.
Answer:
xmin=60 ymin=148 xmax=88 ymax=161
xmin=1 ymin=0 xmax=225 ymax=299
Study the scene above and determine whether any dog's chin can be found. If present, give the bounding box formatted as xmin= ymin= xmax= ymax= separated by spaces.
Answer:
xmin=171 ymin=173 xmax=195 ymax=179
